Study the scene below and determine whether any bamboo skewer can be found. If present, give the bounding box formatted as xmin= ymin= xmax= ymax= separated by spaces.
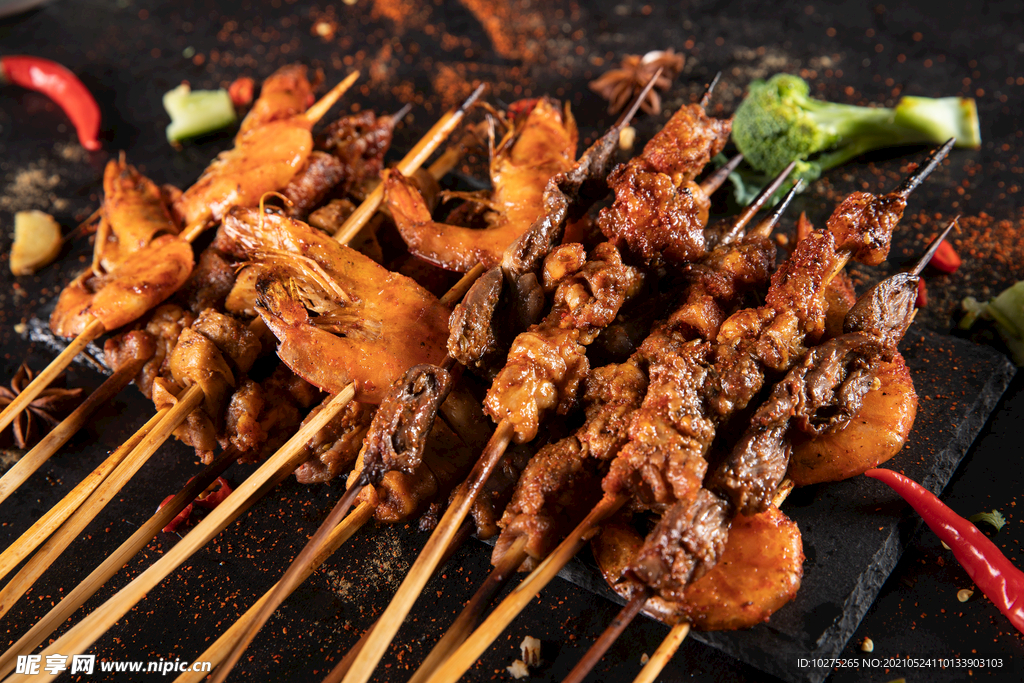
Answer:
xmin=0 ymin=385 xmax=204 ymax=619
xmin=0 ymin=445 xmax=238 ymax=678
xmin=403 ymin=536 xmax=529 ymax=683
xmin=321 ymin=521 xmax=476 ymax=683
xmin=171 ymin=501 xmax=377 ymax=683
xmin=3 ymin=387 xmax=357 ymax=683
xmin=0 ymin=318 xmax=105 ymax=436
xmin=0 ymin=350 xmax=151 ymax=507
xmin=0 ymin=407 xmax=168 ymax=585
xmin=631 ymin=623 xmax=690 ymax=683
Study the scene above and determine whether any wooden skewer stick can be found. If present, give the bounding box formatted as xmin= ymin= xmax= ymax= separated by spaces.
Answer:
xmin=304 ymin=71 xmax=362 ymax=125
xmin=3 ymin=386 xmax=357 ymax=683
xmin=0 ymin=318 xmax=105 ymax=436
xmin=0 ymin=407 xmax=167 ymax=585
xmin=210 ymin=472 xmax=370 ymax=683
xmin=403 ymin=536 xmax=529 ymax=683
xmin=0 ymin=385 xmax=204 ymax=619
xmin=171 ymin=501 xmax=376 ymax=683
xmin=569 ymin=480 xmax=799 ymax=683
xmin=0 ymin=445 xmax=238 ymax=678
xmin=420 ymin=494 xmax=627 ymax=683
xmin=0 ymin=348 xmax=151 ymax=507
xmin=631 ymin=622 xmax=690 ymax=683
xmin=338 ymin=419 xmax=515 ymax=683
xmin=322 ymin=521 xmax=475 ymax=683
xmin=334 ymin=83 xmax=487 ymax=244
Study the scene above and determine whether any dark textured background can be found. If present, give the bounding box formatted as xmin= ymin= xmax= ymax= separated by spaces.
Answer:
xmin=0 ymin=1 xmax=1022 ymax=681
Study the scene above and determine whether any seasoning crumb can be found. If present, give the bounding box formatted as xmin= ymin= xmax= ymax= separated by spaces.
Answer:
xmin=861 ymin=637 xmax=874 ymax=652
xmin=13 ymin=323 xmax=26 ymax=335
xmin=640 ymin=652 xmax=650 ymax=664
xmin=506 ymin=660 xmax=529 ymax=679
xmin=520 ymin=635 xmax=541 ymax=667
xmin=958 ymin=588 xmax=974 ymax=602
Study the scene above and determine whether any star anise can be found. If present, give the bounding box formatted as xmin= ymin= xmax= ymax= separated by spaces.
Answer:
xmin=589 ymin=49 xmax=686 ymax=116
xmin=0 ymin=363 xmax=85 ymax=450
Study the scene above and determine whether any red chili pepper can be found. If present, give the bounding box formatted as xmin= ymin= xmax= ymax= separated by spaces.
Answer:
xmin=0 ymin=55 xmax=102 ymax=151
xmin=194 ymin=476 xmax=232 ymax=509
xmin=157 ymin=494 xmax=194 ymax=534
xmin=866 ymin=468 xmax=1024 ymax=634
xmin=915 ymin=278 xmax=927 ymax=308
xmin=931 ymin=240 xmax=962 ymax=274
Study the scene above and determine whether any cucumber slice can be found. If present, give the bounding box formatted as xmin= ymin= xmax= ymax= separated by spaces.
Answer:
xmin=163 ymin=84 xmax=237 ymax=142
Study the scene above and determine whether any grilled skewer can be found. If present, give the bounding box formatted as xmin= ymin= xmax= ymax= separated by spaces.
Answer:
xmin=419 ymin=142 xmax=953 ymax=683
xmin=403 ymin=176 xmax=800 ymax=683
xmin=571 ymin=223 xmax=955 ymax=683
xmin=335 ymin=74 xmax=739 ymax=683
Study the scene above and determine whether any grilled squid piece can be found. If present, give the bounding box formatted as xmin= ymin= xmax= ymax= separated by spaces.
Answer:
xmin=218 ymin=207 xmax=450 ymax=403
xmin=172 ymin=64 xmax=317 ymax=233
xmin=787 ymin=353 xmax=917 ymax=485
xmin=384 ymin=97 xmax=578 ymax=272
xmin=593 ymin=505 xmax=803 ymax=630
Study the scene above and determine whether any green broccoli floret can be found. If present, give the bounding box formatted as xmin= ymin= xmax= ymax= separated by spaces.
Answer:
xmin=733 ymin=73 xmax=981 ymax=183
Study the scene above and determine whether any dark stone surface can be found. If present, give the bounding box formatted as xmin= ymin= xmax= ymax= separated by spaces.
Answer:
xmin=0 ymin=1 xmax=1022 ymax=683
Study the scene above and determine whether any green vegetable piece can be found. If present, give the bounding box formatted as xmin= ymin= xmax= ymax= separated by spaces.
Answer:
xmin=969 ymin=509 xmax=1007 ymax=532
xmin=732 ymin=74 xmax=982 ymax=184
xmin=163 ymin=84 xmax=237 ymax=143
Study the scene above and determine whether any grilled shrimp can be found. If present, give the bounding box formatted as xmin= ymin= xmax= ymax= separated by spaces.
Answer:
xmin=787 ymin=353 xmax=917 ymax=485
xmin=51 ymin=157 xmax=192 ymax=338
xmin=217 ymin=207 xmax=450 ymax=403
xmin=172 ymin=65 xmax=318 ymax=233
xmin=593 ymin=505 xmax=803 ymax=630
xmin=92 ymin=155 xmax=179 ymax=275
xmin=50 ymin=235 xmax=194 ymax=338
xmin=383 ymin=97 xmax=578 ymax=272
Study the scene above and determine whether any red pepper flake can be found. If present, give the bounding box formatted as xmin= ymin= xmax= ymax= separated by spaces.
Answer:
xmin=931 ymin=240 xmax=962 ymax=273
xmin=228 ymin=77 xmax=255 ymax=108
xmin=195 ymin=477 xmax=233 ymax=509
xmin=158 ymin=495 xmax=193 ymax=533
xmin=915 ymin=278 xmax=927 ymax=307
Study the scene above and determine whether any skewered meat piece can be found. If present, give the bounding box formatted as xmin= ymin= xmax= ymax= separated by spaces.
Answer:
xmin=385 ymin=98 xmax=578 ymax=272
xmin=492 ymin=356 xmax=647 ymax=569
xmin=293 ymin=396 xmax=375 ymax=484
xmin=787 ymin=353 xmax=916 ymax=485
xmin=283 ymin=111 xmax=399 ymax=218
xmin=217 ymin=207 xmax=451 ymax=403
xmin=598 ymin=103 xmax=731 ymax=265
xmin=593 ymin=504 xmax=803 ymax=629
xmin=448 ymin=112 xmax=628 ymax=375
xmin=483 ymin=241 xmax=643 ymax=443
xmin=237 ymin=63 xmax=314 ymax=135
